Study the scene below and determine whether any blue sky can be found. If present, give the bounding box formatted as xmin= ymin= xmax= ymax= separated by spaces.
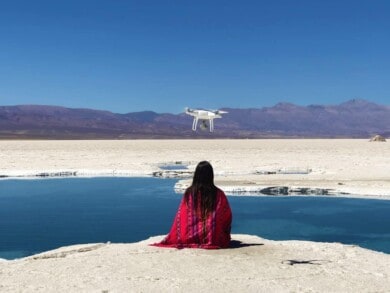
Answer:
xmin=1 ymin=0 xmax=389 ymax=113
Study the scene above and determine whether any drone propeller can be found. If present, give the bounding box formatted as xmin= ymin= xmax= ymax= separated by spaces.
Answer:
xmin=214 ymin=110 xmax=228 ymax=114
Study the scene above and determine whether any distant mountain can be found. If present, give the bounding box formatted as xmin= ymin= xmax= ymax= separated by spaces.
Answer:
xmin=0 ymin=99 xmax=389 ymax=139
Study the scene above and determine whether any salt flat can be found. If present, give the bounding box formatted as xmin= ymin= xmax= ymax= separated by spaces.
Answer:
xmin=0 ymin=139 xmax=389 ymax=292
xmin=0 ymin=139 xmax=389 ymax=197
xmin=0 ymin=235 xmax=389 ymax=292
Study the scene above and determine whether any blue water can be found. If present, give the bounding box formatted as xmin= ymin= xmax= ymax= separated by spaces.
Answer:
xmin=0 ymin=178 xmax=389 ymax=259
xmin=230 ymin=196 xmax=390 ymax=253
xmin=159 ymin=165 xmax=188 ymax=170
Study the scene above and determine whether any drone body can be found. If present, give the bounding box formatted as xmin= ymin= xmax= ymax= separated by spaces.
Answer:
xmin=185 ymin=108 xmax=228 ymax=132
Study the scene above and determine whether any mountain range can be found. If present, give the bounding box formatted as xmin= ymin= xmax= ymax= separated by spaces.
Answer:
xmin=0 ymin=99 xmax=389 ymax=139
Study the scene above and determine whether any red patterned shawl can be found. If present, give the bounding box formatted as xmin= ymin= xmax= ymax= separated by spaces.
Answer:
xmin=152 ymin=189 xmax=232 ymax=249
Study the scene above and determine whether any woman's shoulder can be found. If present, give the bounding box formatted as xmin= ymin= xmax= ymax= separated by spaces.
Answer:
xmin=215 ymin=187 xmax=231 ymax=210
xmin=184 ymin=186 xmax=193 ymax=195
xmin=216 ymin=187 xmax=227 ymax=197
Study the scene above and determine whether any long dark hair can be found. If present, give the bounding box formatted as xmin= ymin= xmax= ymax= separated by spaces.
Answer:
xmin=185 ymin=161 xmax=217 ymax=218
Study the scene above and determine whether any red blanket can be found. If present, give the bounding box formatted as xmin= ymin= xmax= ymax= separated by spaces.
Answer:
xmin=152 ymin=189 xmax=232 ymax=249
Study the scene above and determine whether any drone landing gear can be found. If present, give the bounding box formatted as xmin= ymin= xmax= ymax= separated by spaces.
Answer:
xmin=192 ymin=118 xmax=214 ymax=132
xmin=192 ymin=117 xmax=198 ymax=131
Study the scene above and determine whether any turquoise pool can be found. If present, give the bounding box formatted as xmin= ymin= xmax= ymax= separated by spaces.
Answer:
xmin=0 ymin=177 xmax=389 ymax=259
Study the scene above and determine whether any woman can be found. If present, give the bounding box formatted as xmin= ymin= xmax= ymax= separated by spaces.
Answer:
xmin=153 ymin=161 xmax=232 ymax=249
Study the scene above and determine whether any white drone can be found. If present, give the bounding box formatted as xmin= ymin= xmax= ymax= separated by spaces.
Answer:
xmin=185 ymin=107 xmax=228 ymax=132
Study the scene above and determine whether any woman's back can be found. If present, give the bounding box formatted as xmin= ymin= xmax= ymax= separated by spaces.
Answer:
xmin=154 ymin=188 xmax=232 ymax=249
xmin=153 ymin=161 xmax=232 ymax=249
